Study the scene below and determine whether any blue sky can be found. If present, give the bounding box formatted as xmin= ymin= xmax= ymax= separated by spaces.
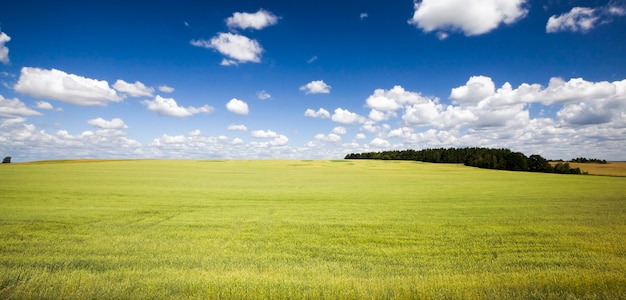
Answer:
xmin=1 ymin=0 xmax=625 ymax=161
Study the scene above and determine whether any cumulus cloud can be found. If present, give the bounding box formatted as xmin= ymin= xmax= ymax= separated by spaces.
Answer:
xmin=304 ymin=108 xmax=331 ymax=119
xmin=333 ymin=75 xmax=626 ymax=159
xmin=141 ymin=95 xmax=214 ymax=117
xmin=0 ymin=95 xmax=42 ymax=118
xmin=370 ymin=137 xmax=391 ymax=148
xmin=450 ymin=76 xmax=496 ymax=105
xmin=402 ymin=100 xmax=443 ymax=126
xmin=226 ymin=9 xmax=278 ymax=30
xmin=14 ymin=67 xmax=122 ymax=106
xmin=250 ymin=129 xmax=288 ymax=147
xmin=408 ymin=0 xmax=528 ymax=36
xmin=547 ymin=3 xmax=626 ymax=33
xmin=87 ymin=117 xmax=128 ymax=129
xmin=314 ymin=133 xmax=342 ymax=142
xmin=191 ymin=33 xmax=263 ymax=65
xmin=35 ymin=101 xmax=62 ymax=111
xmin=113 ymin=79 xmax=154 ymax=97
xmin=366 ymin=85 xmax=433 ymax=112
xmin=368 ymin=109 xmax=396 ymax=122
xmin=226 ymin=98 xmax=249 ymax=115
xmin=537 ymin=77 xmax=617 ymax=105
xmin=332 ymin=108 xmax=365 ymax=124
xmin=0 ymin=32 xmax=10 ymax=64
xmin=228 ymin=124 xmax=248 ymax=131
xmin=257 ymin=90 xmax=271 ymax=100
xmin=158 ymin=85 xmax=175 ymax=93
xmin=332 ymin=126 xmax=347 ymax=135
xmin=0 ymin=120 xmax=142 ymax=161
xmin=300 ymin=80 xmax=331 ymax=94
xmin=251 ymin=129 xmax=279 ymax=138
xmin=355 ymin=133 xmax=367 ymax=140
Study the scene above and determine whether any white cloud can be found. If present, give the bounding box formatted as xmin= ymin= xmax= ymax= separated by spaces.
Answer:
xmin=547 ymin=7 xmax=598 ymax=33
xmin=141 ymin=95 xmax=214 ymax=117
xmin=368 ymin=109 xmax=391 ymax=122
xmin=251 ymin=129 xmax=279 ymax=138
xmin=366 ymin=85 xmax=430 ymax=111
xmin=158 ymin=85 xmax=175 ymax=93
xmin=35 ymin=101 xmax=53 ymax=110
xmin=355 ymin=133 xmax=367 ymax=140
xmin=87 ymin=117 xmax=128 ymax=129
xmin=360 ymin=13 xmax=369 ymax=20
xmin=450 ymin=75 xmax=496 ymax=105
xmin=314 ymin=133 xmax=342 ymax=143
xmin=332 ymin=108 xmax=364 ymax=124
xmin=304 ymin=108 xmax=330 ymax=119
xmin=436 ymin=32 xmax=449 ymax=40
xmin=408 ymin=0 xmax=528 ymax=36
xmin=0 ymin=32 xmax=10 ymax=64
xmin=191 ymin=33 xmax=263 ymax=65
xmin=557 ymin=102 xmax=612 ymax=125
xmin=257 ymin=90 xmax=271 ymax=100
xmin=307 ymin=56 xmax=318 ymax=63
xmin=220 ymin=59 xmax=238 ymax=66
xmin=226 ymin=98 xmax=249 ymax=115
xmin=370 ymin=137 xmax=391 ymax=148
xmin=0 ymin=120 xmax=142 ymax=161
xmin=300 ymin=80 xmax=331 ymax=94
xmin=228 ymin=124 xmax=248 ymax=131
xmin=226 ymin=9 xmax=278 ymax=30
xmin=269 ymin=135 xmax=289 ymax=147
xmin=0 ymin=95 xmax=42 ymax=118
xmin=14 ymin=67 xmax=122 ymax=106
xmin=402 ymin=101 xmax=442 ymax=126
xmin=537 ymin=77 xmax=617 ymax=105
xmin=547 ymin=3 xmax=626 ymax=33
xmin=250 ymin=130 xmax=289 ymax=148
xmin=35 ymin=101 xmax=62 ymax=111
xmin=113 ymin=79 xmax=154 ymax=97
xmin=388 ymin=127 xmax=413 ymax=139
xmin=332 ymin=126 xmax=347 ymax=135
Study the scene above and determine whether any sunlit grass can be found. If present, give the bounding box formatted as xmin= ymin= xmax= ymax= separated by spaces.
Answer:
xmin=1 ymin=160 xmax=625 ymax=298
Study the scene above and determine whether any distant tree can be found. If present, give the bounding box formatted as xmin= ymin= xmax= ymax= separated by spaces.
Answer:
xmin=570 ymin=157 xmax=608 ymax=164
xmin=344 ymin=147 xmax=587 ymax=175
xmin=505 ymin=152 xmax=528 ymax=171
xmin=528 ymin=154 xmax=552 ymax=172
xmin=553 ymin=162 xmax=582 ymax=174
xmin=2 ymin=156 xmax=11 ymax=164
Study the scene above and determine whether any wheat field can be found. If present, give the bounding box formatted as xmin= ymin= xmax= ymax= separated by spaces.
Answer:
xmin=1 ymin=160 xmax=625 ymax=299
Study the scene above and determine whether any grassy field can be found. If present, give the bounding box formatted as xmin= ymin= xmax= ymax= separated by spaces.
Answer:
xmin=1 ymin=160 xmax=625 ymax=299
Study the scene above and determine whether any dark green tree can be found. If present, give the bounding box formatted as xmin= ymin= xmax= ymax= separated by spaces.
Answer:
xmin=2 ymin=156 xmax=11 ymax=164
xmin=528 ymin=154 xmax=552 ymax=172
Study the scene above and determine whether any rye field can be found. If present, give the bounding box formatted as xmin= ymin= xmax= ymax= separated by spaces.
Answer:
xmin=1 ymin=159 xmax=625 ymax=299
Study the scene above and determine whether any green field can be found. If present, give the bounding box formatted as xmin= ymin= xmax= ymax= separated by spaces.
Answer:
xmin=1 ymin=160 xmax=625 ymax=299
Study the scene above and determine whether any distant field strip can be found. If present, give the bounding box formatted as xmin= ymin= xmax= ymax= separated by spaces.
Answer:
xmin=1 ymin=160 xmax=625 ymax=299
xmin=566 ymin=162 xmax=626 ymax=177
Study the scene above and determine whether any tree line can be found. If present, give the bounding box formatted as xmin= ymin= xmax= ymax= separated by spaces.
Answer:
xmin=345 ymin=147 xmax=584 ymax=174
xmin=569 ymin=157 xmax=607 ymax=164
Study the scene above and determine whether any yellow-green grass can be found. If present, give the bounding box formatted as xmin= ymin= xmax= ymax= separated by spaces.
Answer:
xmin=1 ymin=160 xmax=625 ymax=299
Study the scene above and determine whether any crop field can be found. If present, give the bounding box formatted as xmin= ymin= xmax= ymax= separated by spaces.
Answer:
xmin=1 ymin=160 xmax=625 ymax=299
xmin=562 ymin=162 xmax=626 ymax=177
